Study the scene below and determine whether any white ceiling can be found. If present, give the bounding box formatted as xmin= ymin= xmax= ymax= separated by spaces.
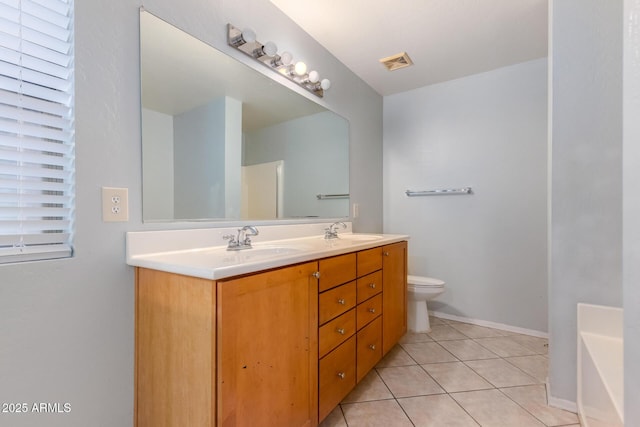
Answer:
xmin=270 ymin=0 xmax=548 ymax=96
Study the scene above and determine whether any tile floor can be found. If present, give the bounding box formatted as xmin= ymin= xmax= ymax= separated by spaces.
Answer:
xmin=320 ymin=317 xmax=580 ymax=427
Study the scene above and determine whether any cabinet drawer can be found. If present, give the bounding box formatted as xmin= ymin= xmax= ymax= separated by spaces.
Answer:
xmin=356 ymin=293 xmax=382 ymax=330
xmin=319 ymin=253 xmax=357 ymax=292
xmin=356 ymin=270 xmax=382 ymax=303
xmin=356 ymin=316 xmax=382 ymax=383
xmin=319 ymin=309 xmax=356 ymax=358
xmin=319 ymin=336 xmax=356 ymax=422
xmin=319 ymin=281 xmax=356 ymax=325
xmin=357 ymin=247 xmax=382 ymax=277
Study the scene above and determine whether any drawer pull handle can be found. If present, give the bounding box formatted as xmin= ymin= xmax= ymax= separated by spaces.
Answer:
xmin=337 ymin=372 xmax=346 ymax=379
xmin=369 ymin=344 xmax=376 ymax=351
xmin=383 ymin=251 xmax=390 ymax=256
xmin=368 ymin=283 xmax=376 ymax=289
xmin=368 ymin=308 xmax=376 ymax=314
xmin=337 ymin=298 xmax=346 ymax=305
xmin=337 ymin=328 xmax=345 ymax=335
xmin=312 ymin=271 xmax=321 ymax=279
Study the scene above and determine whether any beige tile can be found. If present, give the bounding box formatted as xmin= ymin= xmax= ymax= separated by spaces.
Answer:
xmin=376 ymin=345 xmax=416 ymax=368
xmin=399 ymin=331 xmax=433 ymax=344
xmin=430 ymin=316 xmax=447 ymax=326
xmin=505 ymin=355 xmax=548 ymax=383
xmin=441 ymin=318 xmax=467 ymax=325
xmin=465 ymin=358 xmax=538 ymax=388
xmin=319 ymin=405 xmax=347 ymax=427
xmin=439 ymin=339 xmax=500 ymax=361
xmin=377 ymin=365 xmax=444 ymax=398
xmin=449 ymin=322 xmax=510 ymax=338
xmin=474 ymin=336 xmax=538 ymax=357
xmin=398 ymin=394 xmax=479 ymax=427
xmin=401 ymin=341 xmax=459 ymax=364
xmin=451 ymin=389 xmax=545 ymax=426
xmin=507 ymin=334 xmax=549 ymax=354
xmin=422 ymin=361 xmax=493 ymax=393
xmin=500 ymin=385 xmax=579 ymax=426
xmin=427 ymin=324 xmax=470 ymax=341
xmin=341 ymin=399 xmax=413 ymax=427
xmin=342 ymin=370 xmax=393 ymax=403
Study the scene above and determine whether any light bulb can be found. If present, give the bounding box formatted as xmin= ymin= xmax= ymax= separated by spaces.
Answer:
xmin=294 ymin=61 xmax=307 ymax=76
xmin=241 ymin=28 xmax=256 ymax=44
xmin=262 ymin=41 xmax=277 ymax=57
xmin=229 ymin=27 xmax=256 ymax=47
xmin=308 ymin=70 xmax=320 ymax=83
xmin=280 ymin=51 xmax=293 ymax=66
xmin=320 ymin=79 xmax=331 ymax=90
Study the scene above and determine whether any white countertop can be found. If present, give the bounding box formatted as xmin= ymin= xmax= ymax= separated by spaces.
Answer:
xmin=126 ymin=223 xmax=408 ymax=280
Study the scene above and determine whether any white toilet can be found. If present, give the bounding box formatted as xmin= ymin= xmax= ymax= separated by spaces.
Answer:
xmin=407 ymin=275 xmax=446 ymax=333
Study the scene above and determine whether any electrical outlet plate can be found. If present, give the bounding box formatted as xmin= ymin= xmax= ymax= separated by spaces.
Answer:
xmin=102 ymin=187 xmax=129 ymax=222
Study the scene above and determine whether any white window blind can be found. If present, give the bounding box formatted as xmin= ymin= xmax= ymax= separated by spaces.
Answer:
xmin=0 ymin=0 xmax=74 ymax=263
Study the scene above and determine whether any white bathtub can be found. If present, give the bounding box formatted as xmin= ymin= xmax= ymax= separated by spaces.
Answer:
xmin=577 ymin=303 xmax=623 ymax=427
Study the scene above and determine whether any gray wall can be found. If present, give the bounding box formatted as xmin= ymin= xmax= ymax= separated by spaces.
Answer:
xmin=174 ymin=98 xmax=227 ymax=218
xmin=0 ymin=1 xmax=382 ymax=426
xmin=549 ymin=0 xmax=623 ymax=405
xmin=383 ymin=58 xmax=548 ymax=333
xmin=624 ymin=0 xmax=640 ymax=424
xmin=142 ymin=108 xmax=174 ymax=219
xmin=244 ymin=111 xmax=349 ymax=218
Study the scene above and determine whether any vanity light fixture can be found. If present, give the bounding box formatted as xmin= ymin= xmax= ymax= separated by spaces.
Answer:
xmin=227 ymin=24 xmax=330 ymax=97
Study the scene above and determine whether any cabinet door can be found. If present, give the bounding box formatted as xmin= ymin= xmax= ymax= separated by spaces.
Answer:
xmin=382 ymin=241 xmax=408 ymax=354
xmin=217 ymin=262 xmax=319 ymax=427
xmin=136 ymin=269 xmax=215 ymax=427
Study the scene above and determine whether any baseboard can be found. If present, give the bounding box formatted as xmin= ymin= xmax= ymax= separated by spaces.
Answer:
xmin=431 ymin=311 xmax=549 ymax=338
xmin=548 ymin=393 xmax=578 ymax=413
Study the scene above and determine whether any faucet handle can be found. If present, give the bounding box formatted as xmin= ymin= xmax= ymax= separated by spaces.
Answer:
xmin=222 ymin=234 xmax=236 ymax=241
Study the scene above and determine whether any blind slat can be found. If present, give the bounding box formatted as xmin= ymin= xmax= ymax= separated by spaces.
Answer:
xmin=0 ymin=233 xmax=70 ymax=246
xmin=0 ymin=207 xmax=71 ymax=217
xmin=0 ymin=88 xmax=71 ymax=116
xmin=0 ymin=163 xmax=73 ymax=179
xmin=0 ymin=193 xmax=72 ymax=205
xmin=0 ymin=103 xmax=72 ymax=130
xmin=0 ymin=243 xmax=72 ymax=264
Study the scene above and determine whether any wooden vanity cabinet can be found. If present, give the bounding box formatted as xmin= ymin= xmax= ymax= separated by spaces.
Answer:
xmin=136 ymin=268 xmax=216 ymax=427
xmin=318 ymin=246 xmax=392 ymax=421
xmin=382 ymin=241 xmax=408 ymax=354
xmin=135 ymin=240 xmax=407 ymax=427
xmin=217 ymin=262 xmax=319 ymax=427
xmin=135 ymin=263 xmax=319 ymax=427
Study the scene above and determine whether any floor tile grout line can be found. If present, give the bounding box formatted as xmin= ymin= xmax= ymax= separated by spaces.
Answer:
xmin=495 ymin=386 xmax=554 ymax=427
xmin=499 ymin=354 xmax=546 ymax=384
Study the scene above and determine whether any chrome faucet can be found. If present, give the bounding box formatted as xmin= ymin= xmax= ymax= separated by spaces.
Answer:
xmin=324 ymin=221 xmax=347 ymax=239
xmin=224 ymin=225 xmax=259 ymax=250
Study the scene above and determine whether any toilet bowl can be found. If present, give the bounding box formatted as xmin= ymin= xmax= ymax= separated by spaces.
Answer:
xmin=407 ymin=275 xmax=445 ymax=333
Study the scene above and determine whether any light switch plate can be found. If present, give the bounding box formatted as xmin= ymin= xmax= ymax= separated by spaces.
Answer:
xmin=102 ymin=187 xmax=129 ymax=222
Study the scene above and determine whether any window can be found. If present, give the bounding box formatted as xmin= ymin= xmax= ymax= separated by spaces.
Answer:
xmin=0 ymin=0 xmax=75 ymax=263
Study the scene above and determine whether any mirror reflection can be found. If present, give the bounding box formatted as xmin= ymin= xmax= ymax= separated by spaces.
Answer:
xmin=140 ymin=11 xmax=350 ymax=221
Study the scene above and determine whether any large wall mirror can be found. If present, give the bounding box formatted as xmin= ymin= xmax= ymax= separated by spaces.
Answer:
xmin=140 ymin=11 xmax=350 ymax=222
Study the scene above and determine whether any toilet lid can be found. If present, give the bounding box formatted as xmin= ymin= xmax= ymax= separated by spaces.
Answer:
xmin=408 ymin=275 xmax=445 ymax=287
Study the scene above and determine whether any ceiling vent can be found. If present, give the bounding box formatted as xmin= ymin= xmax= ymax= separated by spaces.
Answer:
xmin=379 ymin=52 xmax=413 ymax=71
